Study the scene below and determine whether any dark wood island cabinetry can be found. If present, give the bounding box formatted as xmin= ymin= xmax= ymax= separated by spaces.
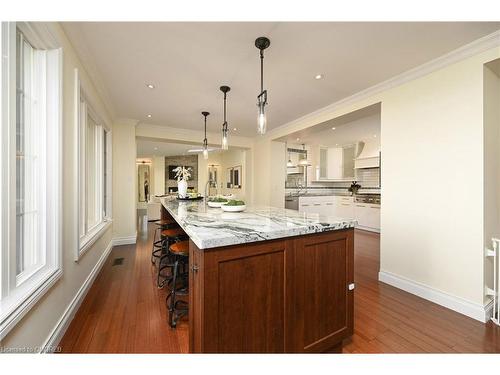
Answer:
xmin=161 ymin=198 xmax=355 ymax=353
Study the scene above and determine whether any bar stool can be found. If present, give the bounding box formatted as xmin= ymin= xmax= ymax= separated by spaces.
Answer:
xmin=151 ymin=218 xmax=177 ymax=264
xmin=166 ymin=240 xmax=189 ymax=328
xmin=157 ymin=228 xmax=187 ymax=289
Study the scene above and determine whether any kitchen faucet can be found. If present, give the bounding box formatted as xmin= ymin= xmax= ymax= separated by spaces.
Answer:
xmin=204 ymin=178 xmax=213 ymax=204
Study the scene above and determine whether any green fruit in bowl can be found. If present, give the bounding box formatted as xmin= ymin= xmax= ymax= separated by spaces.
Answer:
xmin=225 ymin=199 xmax=245 ymax=206
xmin=208 ymin=197 xmax=228 ymax=203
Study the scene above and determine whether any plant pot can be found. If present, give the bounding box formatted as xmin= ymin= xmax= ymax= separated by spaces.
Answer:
xmin=178 ymin=179 xmax=188 ymax=198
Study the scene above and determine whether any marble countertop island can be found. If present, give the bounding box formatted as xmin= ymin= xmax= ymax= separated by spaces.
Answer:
xmin=160 ymin=197 xmax=357 ymax=249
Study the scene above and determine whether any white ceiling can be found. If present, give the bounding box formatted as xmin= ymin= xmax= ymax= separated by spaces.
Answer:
xmin=278 ymin=103 xmax=381 ymax=147
xmin=136 ymin=138 xmax=228 ymax=157
xmin=62 ymin=22 xmax=500 ymax=137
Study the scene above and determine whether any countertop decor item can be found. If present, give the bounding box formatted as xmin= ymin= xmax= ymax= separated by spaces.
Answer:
xmin=221 ymin=199 xmax=246 ymax=212
xmin=177 ymin=195 xmax=203 ymax=201
xmin=173 ymin=166 xmax=192 ymax=198
xmin=207 ymin=197 xmax=229 ymax=208
xmin=348 ymin=181 xmax=362 ymax=195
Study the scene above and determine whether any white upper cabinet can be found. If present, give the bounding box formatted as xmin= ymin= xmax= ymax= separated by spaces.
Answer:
xmin=319 ymin=147 xmax=328 ymax=179
xmin=327 ymin=147 xmax=343 ymax=179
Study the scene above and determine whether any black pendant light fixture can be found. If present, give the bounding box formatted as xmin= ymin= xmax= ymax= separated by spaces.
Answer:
xmin=202 ymin=111 xmax=210 ymax=160
xmin=255 ymin=36 xmax=270 ymax=135
xmin=220 ymin=85 xmax=231 ymax=150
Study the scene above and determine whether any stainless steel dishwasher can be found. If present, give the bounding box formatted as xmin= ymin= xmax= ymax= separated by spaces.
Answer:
xmin=285 ymin=196 xmax=299 ymax=210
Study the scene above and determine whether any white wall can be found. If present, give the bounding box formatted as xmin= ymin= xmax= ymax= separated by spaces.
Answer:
xmin=483 ymin=60 xmax=500 ymax=303
xmin=254 ymin=44 xmax=500 ymax=321
xmin=152 ymin=155 xmax=165 ymax=196
xmin=112 ymin=119 xmax=138 ymax=241
xmin=379 ymin=53 xmax=486 ymax=308
xmin=1 ymin=23 xmax=114 ymax=349
xmin=198 ymin=148 xmax=251 ymax=201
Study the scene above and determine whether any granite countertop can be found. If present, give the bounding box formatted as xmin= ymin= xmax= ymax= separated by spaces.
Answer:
xmin=160 ymin=197 xmax=357 ymax=249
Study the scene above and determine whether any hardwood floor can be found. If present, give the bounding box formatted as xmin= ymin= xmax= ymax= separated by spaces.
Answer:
xmin=59 ymin=214 xmax=500 ymax=353
xmin=343 ymin=230 xmax=500 ymax=353
xmin=58 ymin=213 xmax=188 ymax=353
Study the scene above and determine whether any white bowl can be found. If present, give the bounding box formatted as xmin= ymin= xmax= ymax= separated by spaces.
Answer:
xmin=221 ymin=204 xmax=246 ymax=212
xmin=207 ymin=201 xmax=227 ymax=208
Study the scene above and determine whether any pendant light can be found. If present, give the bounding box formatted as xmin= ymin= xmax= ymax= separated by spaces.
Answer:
xmin=298 ymin=144 xmax=311 ymax=166
xmin=220 ymin=85 xmax=231 ymax=150
xmin=202 ymin=111 xmax=210 ymax=159
xmin=255 ymin=36 xmax=270 ymax=135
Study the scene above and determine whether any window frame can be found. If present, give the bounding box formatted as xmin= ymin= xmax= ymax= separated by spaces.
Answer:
xmin=0 ymin=22 xmax=63 ymax=340
xmin=74 ymin=68 xmax=112 ymax=261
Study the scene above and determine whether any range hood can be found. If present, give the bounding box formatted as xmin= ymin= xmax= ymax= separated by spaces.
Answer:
xmin=354 ymin=140 xmax=380 ymax=169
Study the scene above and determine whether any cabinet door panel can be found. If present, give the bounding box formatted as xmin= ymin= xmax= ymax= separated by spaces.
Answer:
xmin=217 ymin=252 xmax=285 ymax=352
xmin=293 ymin=230 xmax=354 ymax=352
xmin=202 ymin=242 xmax=287 ymax=353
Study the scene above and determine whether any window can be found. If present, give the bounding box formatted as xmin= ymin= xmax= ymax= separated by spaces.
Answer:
xmin=0 ymin=22 xmax=62 ymax=339
xmin=76 ymin=70 xmax=112 ymax=259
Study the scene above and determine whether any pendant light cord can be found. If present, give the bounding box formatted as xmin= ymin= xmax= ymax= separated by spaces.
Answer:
xmin=260 ymin=50 xmax=264 ymax=94
xmin=223 ymin=92 xmax=227 ymax=131
xmin=204 ymin=115 xmax=207 ymax=141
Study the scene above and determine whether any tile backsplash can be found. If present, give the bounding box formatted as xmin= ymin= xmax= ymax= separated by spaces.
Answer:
xmin=355 ymin=168 xmax=380 ymax=188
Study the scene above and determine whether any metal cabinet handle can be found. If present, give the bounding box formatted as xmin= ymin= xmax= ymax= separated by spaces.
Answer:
xmin=191 ymin=264 xmax=199 ymax=273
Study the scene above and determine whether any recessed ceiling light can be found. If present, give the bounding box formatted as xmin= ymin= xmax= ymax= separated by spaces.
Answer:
xmin=296 ymin=137 xmax=300 ymax=141
xmin=314 ymin=74 xmax=323 ymax=80
xmin=335 ymin=143 xmax=339 ymax=146
xmin=373 ymin=134 xmax=377 ymax=138
xmin=146 ymin=83 xmax=155 ymax=89
xmin=147 ymin=114 xmax=152 ymax=118
xmin=331 ymin=127 xmax=336 ymax=130
xmin=233 ymin=128 xmax=237 ymax=131
xmin=154 ymin=147 xmax=158 ymax=150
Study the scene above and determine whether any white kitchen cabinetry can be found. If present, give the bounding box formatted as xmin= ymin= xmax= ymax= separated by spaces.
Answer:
xmin=353 ymin=203 xmax=380 ymax=232
xmin=298 ymin=196 xmax=335 ymax=216
xmin=298 ymin=195 xmax=380 ymax=232
xmin=334 ymin=196 xmax=354 ymax=219
xmin=327 ymin=148 xmax=343 ymax=180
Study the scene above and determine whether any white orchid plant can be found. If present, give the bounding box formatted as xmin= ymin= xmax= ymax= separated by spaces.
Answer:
xmin=173 ymin=166 xmax=192 ymax=181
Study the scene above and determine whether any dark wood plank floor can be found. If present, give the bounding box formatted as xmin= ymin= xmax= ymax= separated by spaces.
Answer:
xmin=59 ymin=214 xmax=500 ymax=353
xmin=343 ymin=230 xmax=500 ymax=353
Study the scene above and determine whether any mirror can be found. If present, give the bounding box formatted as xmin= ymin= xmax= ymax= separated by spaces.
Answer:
xmin=138 ymin=163 xmax=150 ymax=202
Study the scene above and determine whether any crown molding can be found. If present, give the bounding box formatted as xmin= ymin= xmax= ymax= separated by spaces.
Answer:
xmin=268 ymin=29 xmax=500 ymax=139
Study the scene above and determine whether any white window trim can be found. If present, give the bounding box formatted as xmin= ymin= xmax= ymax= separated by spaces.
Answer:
xmin=0 ymin=22 xmax=63 ymax=340
xmin=74 ymin=68 xmax=112 ymax=261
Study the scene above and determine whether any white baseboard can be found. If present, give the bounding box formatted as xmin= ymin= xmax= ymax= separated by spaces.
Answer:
xmin=378 ymin=270 xmax=490 ymax=323
xmin=40 ymin=240 xmax=113 ymax=353
xmin=112 ymin=232 xmax=137 ymax=246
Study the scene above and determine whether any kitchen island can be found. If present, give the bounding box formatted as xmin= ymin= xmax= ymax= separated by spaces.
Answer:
xmin=160 ymin=197 xmax=356 ymax=353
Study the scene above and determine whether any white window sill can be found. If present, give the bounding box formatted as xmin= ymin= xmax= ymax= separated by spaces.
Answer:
xmin=77 ymin=219 xmax=112 ymax=261
xmin=0 ymin=267 xmax=62 ymax=340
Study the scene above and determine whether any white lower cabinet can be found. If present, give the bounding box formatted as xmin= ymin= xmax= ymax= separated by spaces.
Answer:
xmin=354 ymin=203 xmax=380 ymax=232
xmin=298 ymin=195 xmax=380 ymax=232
